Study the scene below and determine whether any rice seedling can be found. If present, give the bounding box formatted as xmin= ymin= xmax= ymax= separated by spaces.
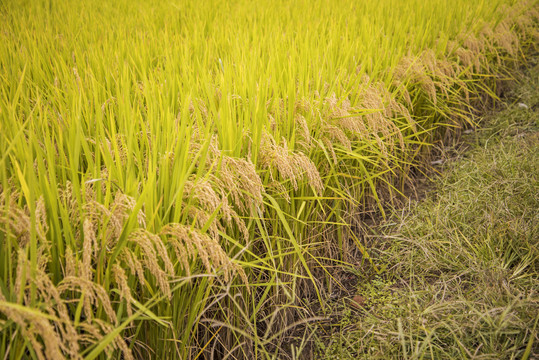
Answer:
xmin=0 ymin=0 xmax=537 ymax=358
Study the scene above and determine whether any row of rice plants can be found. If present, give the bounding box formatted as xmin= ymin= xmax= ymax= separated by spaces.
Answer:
xmin=0 ymin=0 xmax=537 ymax=358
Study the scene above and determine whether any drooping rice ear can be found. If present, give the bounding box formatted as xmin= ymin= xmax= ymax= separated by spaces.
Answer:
xmin=82 ymin=219 xmax=96 ymax=281
xmin=160 ymin=223 xmax=249 ymax=289
xmin=0 ymin=302 xmax=64 ymax=360
xmin=120 ymin=249 xmax=146 ymax=291
xmin=128 ymin=229 xmax=172 ymax=300
xmin=58 ymin=276 xmax=117 ymax=324
xmin=34 ymin=270 xmax=81 ymax=358
xmin=259 ymin=131 xmax=323 ymax=194
xmin=93 ymin=319 xmax=134 ymax=360
xmin=112 ymin=263 xmax=133 ymax=316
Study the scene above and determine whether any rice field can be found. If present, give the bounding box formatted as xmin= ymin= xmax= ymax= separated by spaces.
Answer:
xmin=0 ymin=0 xmax=537 ymax=358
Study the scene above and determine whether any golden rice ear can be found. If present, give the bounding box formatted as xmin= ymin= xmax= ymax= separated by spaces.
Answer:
xmin=393 ymin=79 xmax=413 ymax=109
xmin=100 ymin=133 xmax=129 ymax=167
xmin=111 ymin=192 xmax=146 ymax=228
xmin=34 ymin=270 xmax=81 ymax=358
xmin=121 ymin=249 xmax=146 ymax=291
xmin=322 ymin=122 xmax=352 ymax=152
xmin=292 ymin=151 xmax=324 ymax=194
xmin=100 ymin=96 xmax=116 ymax=113
xmin=1 ymin=260 xmax=77 ymax=359
xmin=183 ymin=176 xmax=224 ymax=219
xmin=454 ymin=47 xmax=480 ymax=72
xmin=393 ymin=56 xmax=437 ymax=104
xmin=259 ymin=132 xmax=323 ymax=194
xmin=185 ymin=205 xmax=220 ymax=239
xmin=348 ymin=81 xmax=408 ymax=154
xmin=320 ymin=84 xmax=409 ymax=160
xmin=232 ymin=262 xmax=250 ymax=294
xmin=93 ymin=319 xmax=134 ymax=360
xmin=58 ymin=276 xmax=117 ymax=324
xmin=295 ymin=114 xmax=312 ymax=149
xmin=294 ymin=97 xmax=312 ymax=113
xmin=35 ymin=196 xmax=49 ymax=242
xmin=259 ymin=133 xmax=298 ymax=189
xmin=72 ymin=66 xmax=82 ymax=88
xmin=0 ymin=191 xmax=31 ymax=247
xmin=0 ymin=301 xmax=64 ymax=360
xmin=77 ymin=322 xmax=112 ymax=356
xmin=492 ymin=20 xmax=520 ymax=57
xmin=112 ymin=264 xmax=133 ymax=316
xmin=160 ymin=223 xmax=248 ymax=288
xmin=77 ymin=189 xmax=144 ymax=250
xmin=79 ymin=319 xmax=132 ymax=359
xmin=420 ymin=50 xmax=457 ymax=94
xmin=64 ymin=247 xmax=80 ymax=278
xmin=218 ymin=154 xmax=265 ymax=214
xmin=267 ymin=181 xmax=291 ymax=203
xmin=36 ymin=242 xmax=51 ymax=273
xmin=83 ymin=200 xmax=115 ymax=242
xmin=268 ymin=114 xmax=277 ymax=132
xmin=160 ymin=224 xmax=212 ymax=276
xmin=14 ymin=248 xmax=26 ymax=302
xmin=0 ymin=191 xmax=52 ymax=253
xmin=168 ymin=236 xmax=192 ymax=276
xmin=82 ymin=219 xmax=96 ymax=282
xmin=182 ymin=175 xmax=243 ymax=238
xmin=460 ymin=33 xmax=485 ymax=55
xmin=128 ymin=229 xmax=172 ymax=300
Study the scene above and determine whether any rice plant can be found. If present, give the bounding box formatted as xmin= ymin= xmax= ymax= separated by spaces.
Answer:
xmin=0 ymin=0 xmax=537 ymax=358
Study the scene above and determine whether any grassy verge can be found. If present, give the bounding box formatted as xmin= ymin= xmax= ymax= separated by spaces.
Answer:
xmin=316 ymin=61 xmax=539 ymax=359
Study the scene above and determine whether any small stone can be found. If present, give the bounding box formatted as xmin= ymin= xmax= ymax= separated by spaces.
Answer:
xmin=351 ymin=295 xmax=365 ymax=308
